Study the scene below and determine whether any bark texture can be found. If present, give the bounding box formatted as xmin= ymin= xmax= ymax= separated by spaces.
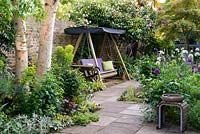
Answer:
xmin=15 ymin=18 xmax=28 ymax=82
xmin=36 ymin=0 xmax=60 ymax=77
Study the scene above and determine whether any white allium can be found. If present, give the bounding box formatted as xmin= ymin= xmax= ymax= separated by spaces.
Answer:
xmin=155 ymin=61 xmax=160 ymax=65
xmin=181 ymin=47 xmax=184 ymax=50
xmin=181 ymin=50 xmax=188 ymax=55
xmin=188 ymin=53 xmax=193 ymax=59
xmin=159 ymin=50 xmax=164 ymax=55
xmin=195 ymin=48 xmax=200 ymax=52
xmin=157 ymin=57 xmax=162 ymax=61
xmin=190 ymin=50 xmax=193 ymax=53
xmin=195 ymin=52 xmax=200 ymax=57
xmin=175 ymin=48 xmax=179 ymax=53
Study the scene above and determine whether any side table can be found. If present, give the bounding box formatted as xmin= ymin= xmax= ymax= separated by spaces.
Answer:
xmin=157 ymin=101 xmax=189 ymax=133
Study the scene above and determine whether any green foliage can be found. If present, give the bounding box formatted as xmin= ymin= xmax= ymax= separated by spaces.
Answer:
xmin=0 ymin=113 xmax=73 ymax=133
xmin=118 ymin=86 xmax=142 ymax=102
xmin=27 ymin=73 xmax=64 ymax=117
xmin=69 ymin=0 xmax=156 ymax=48
xmin=157 ymin=0 xmax=200 ymax=46
xmin=188 ymin=101 xmax=200 ymax=130
xmin=72 ymin=112 xmax=99 ymax=126
xmin=53 ymin=45 xmax=74 ymax=67
xmin=0 ymin=0 xmax=44 ymax=56
xmin=20 ymin=65 xmax=36 ymax=86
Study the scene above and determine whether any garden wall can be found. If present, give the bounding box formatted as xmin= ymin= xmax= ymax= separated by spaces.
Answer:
xmin=6 ymin=18 xmax=126 ymax=71
xmin=6 ymin=18 xmax=73 ymax=70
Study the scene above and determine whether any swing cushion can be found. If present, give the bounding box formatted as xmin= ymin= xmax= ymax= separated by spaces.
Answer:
xmin=102 ymin=61 xmax=114 ymax=71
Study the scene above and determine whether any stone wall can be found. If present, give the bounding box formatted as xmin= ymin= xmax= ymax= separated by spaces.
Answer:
xmin=6 ymin=18 xmax=73 ymax=70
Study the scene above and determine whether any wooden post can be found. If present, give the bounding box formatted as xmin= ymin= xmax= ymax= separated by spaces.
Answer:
xmin=73 ymin=33 xmax=83 ymax=56
xmin=88 ymin=33 xmax=102 ymax=81
xmin=99 ymin=33 xmax=107 ymax=57
xmin=110 ymin=34 xmax=131 ymax=80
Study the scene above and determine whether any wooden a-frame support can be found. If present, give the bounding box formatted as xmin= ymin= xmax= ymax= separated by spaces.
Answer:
xmin=72 ymin=32 xmax=131 ymax=81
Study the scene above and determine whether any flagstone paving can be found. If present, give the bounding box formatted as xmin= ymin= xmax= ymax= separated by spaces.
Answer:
xmin=60 ymin=80 xmax=199 ymax=134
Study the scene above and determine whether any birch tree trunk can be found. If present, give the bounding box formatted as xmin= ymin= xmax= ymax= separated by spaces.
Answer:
xmin=36 ymin=0 xmax=60 ymax=77
xmin=14 ymin=18 xmax=28 ymax=82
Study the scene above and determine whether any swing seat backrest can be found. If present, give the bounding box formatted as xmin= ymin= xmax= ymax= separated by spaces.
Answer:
xmin=80 ymin=58 xmax=117 ymax=78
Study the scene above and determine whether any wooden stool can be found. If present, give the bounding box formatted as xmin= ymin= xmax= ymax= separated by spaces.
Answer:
xmin=157 ymin=101 xmax=189 ymax=133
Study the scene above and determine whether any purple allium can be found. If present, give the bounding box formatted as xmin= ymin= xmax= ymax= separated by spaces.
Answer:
xmin=187 ymin=58 xmax=192 ymax=62
xmin=153 ymin=68 xmax=160 ymax=75
xmin=179 ymin=73 xmax=184 ymax=78
xmin=191 ymin=66 xmax=195 ymax=73
xmin=198 ymin=65 xmax=200 ymax=72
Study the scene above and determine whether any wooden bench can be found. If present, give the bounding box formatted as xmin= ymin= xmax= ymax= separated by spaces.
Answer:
xmin=72 ymin=58 xmax=117 ymax=81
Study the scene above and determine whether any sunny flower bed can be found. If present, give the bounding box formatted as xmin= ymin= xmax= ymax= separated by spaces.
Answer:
xmin=133 ymin=48 xmax=200 ymax=130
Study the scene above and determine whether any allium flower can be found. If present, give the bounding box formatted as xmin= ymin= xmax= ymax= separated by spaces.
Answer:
xmin=198 ymin=65 xmax=200 ymax=72
xmin=195 ymin=52 xmax=200 ymax=57
xmin=153 ymin=68 xmax=160 ymax=74
xmin=190 ymin=50 xmax=193 ymax=53
xmin=187 ymin=58 xmax=192 ymax=62
xmin=195 ymin=48 xmax=199 ymax=52
xmin=181 ymin=50 xmax=188 ymax=55
xmin=157 ymin=57 xmax=162 ymax=61
xmin=179 ymin=73 xmax=184 ymax=78
xmin=159 ymin=50 xmax=164 ymax=55
xmin=155 ymin=61 xmax=160 ymax=65
xmin=175 ymin=48 xmax=179 ymax=53
xmin=191 ymin=66 xmax=195 ymax=73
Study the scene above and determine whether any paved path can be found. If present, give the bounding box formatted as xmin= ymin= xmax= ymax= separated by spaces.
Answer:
xmin=61 ymin=80 xmax=198 ymax=134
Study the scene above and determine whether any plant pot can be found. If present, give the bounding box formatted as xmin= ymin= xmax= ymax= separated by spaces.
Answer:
xmin=161 ymin=94 xmax=184 ymax=102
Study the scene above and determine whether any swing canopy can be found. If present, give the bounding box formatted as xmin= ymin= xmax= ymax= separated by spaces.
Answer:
xmin=64 ymin=26 xmax=126 ymax=35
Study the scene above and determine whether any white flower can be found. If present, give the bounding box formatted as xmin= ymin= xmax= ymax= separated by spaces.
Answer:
xmin=195 ymin=48 xmax=200 ymax=52
xmin=155 ymin=61 xmax=160 ymax=65
xmin=181 ymin=47 xmax=184 ymax=50
xmin=157 ymin=57 xmax=162 ymax=61
xmin=159 ymin=50 xmax=164 ymax=55
xmin=175 ymin=48 xmax=179 ymax=53
xmin=188 ymin=53 xmax=193 ymax=59
xmin=190 ymin=50 xmax=193 ymax=53
xmin=195 ymin=52 xmax=200 ymax=57
xmin=181 ymin=50 xmax=188 ymax=55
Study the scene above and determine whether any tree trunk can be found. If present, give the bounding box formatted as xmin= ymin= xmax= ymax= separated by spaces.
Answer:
xmin=14 ymin=18 xmax=28 ymax=82
xmin=36 ymin=0 xmax=60 ymax=77
xmin=186 ymin=36 xmax=190 ymax=50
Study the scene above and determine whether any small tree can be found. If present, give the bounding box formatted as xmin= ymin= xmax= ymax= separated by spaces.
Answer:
xmin=36 ymin=0 xmax=60 ymax=77
xmin=157 ymin=0 xmax=200 ymax=50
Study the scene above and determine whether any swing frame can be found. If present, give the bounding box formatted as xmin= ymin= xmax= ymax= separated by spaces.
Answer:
xmin=64 ymin=26 xmax=131 ymax=81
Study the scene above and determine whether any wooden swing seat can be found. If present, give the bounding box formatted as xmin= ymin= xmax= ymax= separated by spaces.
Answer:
xmin=72 ymin=58 xmax=117 ymax=81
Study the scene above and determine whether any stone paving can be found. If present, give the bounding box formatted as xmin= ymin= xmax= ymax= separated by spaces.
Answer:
xmin=61 ymin=80 xmax=199 ymax=134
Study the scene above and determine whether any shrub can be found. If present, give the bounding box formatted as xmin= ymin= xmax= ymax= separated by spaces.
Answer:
xmin=118 ymin=86 xmax=142 ymax=102
xmin=188 ymin=101 xmax=200 ymax=130
xmin=27 ymin=73 xmax=64 ymax=117
xmin=72 ymin=112 xmax=99 ymax=126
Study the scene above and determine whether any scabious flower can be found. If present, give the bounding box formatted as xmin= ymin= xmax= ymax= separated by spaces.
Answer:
xmin=153 ymin=68 xmax=160 ymax=75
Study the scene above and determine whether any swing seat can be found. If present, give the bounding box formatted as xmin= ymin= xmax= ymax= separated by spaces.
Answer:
xmin=80 ymin=58 xmax=117 ymax=80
